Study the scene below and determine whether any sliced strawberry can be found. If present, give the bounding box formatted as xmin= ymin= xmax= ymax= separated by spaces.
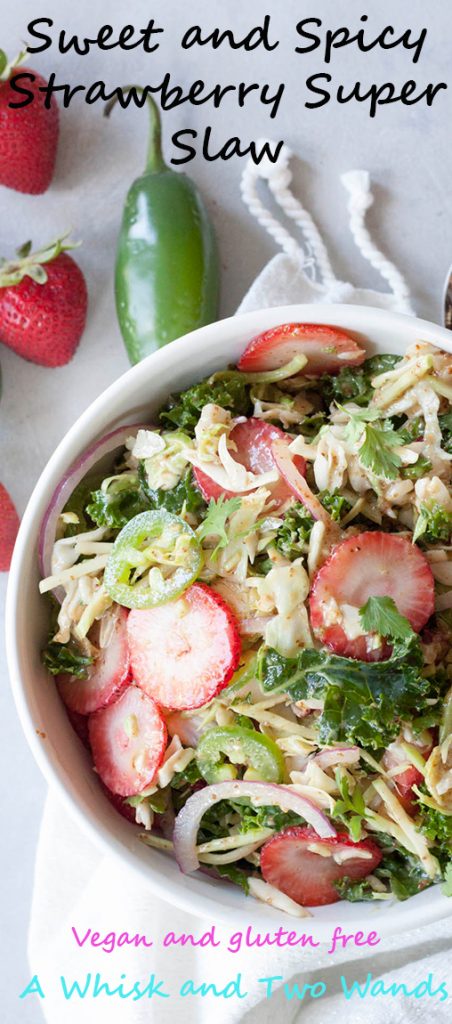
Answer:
xmin=88 ymin=684 xmax=167 ymax=797
xmin=383 ymin=740 xmax=432 ymax=815
xmin=309 ymin=532 xmax=435 ymax=661
xmin=66 ymin=709 xmax=91 ymax=750
xmin=127 ymin=583 xmax=241 ymax=711
xmin=260 ymin=827 xmax=382 ymax=906
xmin=238 ymin=323 xmax=366 ymax=376
xmin=57 ymin=608 xmax=130 ymax=715
xmin=0 ymin=483 xmax=19 ymax=571
xmin=101 ymin=783 xmax=137 ymax=824
xmin=194 ymin=419 xmax=306 ymax=508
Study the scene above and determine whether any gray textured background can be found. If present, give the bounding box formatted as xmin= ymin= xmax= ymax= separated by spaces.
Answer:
xmin=1 ymin=1 xmax=451 ymax=1021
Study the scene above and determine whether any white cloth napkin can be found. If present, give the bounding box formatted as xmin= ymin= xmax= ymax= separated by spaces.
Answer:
xmin=28 ymin=153 xmax=452 ymax=1022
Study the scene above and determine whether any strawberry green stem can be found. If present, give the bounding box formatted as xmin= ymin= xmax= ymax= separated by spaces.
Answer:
xmin=0 ymin=234 xmax=80 ymax=288
xmin=0 ymin=48 xmax=27 ymax=83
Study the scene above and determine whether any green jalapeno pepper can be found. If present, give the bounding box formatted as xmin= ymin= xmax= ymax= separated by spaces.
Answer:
xmin=104 ymin=510 xmax=202 ymax=609
xmin=196 ymin=726 xmax=285 ymax=784
xmin=106 ymin=90 xmax=219 ymax=365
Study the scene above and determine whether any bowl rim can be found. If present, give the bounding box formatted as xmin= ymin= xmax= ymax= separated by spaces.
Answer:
xmin=6 ymin=301 xmax=452 ymax=937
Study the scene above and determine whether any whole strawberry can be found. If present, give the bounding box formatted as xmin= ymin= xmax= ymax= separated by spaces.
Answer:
xmin=0 ymin=483 xmax=19 ymax=571
xmin=0 ymin=236 xmax=88 ymax=367
xmin=0 ymin=49 xmax=58 ymax=194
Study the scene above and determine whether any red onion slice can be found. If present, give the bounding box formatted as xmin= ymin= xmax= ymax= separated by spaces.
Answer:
xmin=312 ymin=747 xmax=360 ymax=770
xmin=39 ymin=423 xmax=153 ymax=586
xmin=173 ymin=779 xmax=336 ymax=874
xmin=272 ymin=440 xmax=340 ymax=536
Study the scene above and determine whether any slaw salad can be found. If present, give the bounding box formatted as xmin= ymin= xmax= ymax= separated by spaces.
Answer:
xmin=38 ymin=322 xmax=452 ymax=916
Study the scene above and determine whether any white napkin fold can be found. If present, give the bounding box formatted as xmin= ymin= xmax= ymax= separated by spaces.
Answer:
xmin=28 ymin=152 xmax=451 ymax=1022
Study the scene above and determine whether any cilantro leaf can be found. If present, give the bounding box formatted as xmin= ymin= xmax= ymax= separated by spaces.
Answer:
xmin=359 ymin=596 xmax=414 ymax=642
xmin=358 ymin=421 xmax=402 ymax=480
xmin=341 ymin=406 xmax=402 ymax=480
xmin=197 ymin=496 xmax=241 ymax=556
xmin=333 ymin=772 xmax=366 ymax=841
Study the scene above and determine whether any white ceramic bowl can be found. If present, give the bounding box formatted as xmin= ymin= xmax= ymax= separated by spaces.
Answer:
xmin=6 ymin=303 xmax=452 ymax=939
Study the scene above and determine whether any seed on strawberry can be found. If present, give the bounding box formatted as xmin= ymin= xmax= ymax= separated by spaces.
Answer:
xmin=0 ymin=50 xmax=58 ymax=194
xmin=0 ymin=236 xmax=88 ymax=366
xmin=309 ymin=532 xmax=435 ymax=661
xmin=127 ymin=582 xmax=241 ymax=710
xmin=0 ymin=482 xmax=19 ymax=571
xmin=260 ymin=826 xmax=382 ymax=906
xmin=238 ymin=323 xmax=366 ymax=376
xmin=194 ymin=418 xmax=306 ymax=508
xmin=88 ymin=685 xmax=167 ymax=797
xmin=58 ymin=608 xmax=130 ymax=715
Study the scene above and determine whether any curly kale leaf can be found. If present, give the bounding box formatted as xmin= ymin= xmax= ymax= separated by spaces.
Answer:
xmin=274 ymin=502 xmax=314 ymax=558
xmin=413 ymin=502 xmax=452 ymax=544
xmin=439 ymin=412 xmax=452 ymax=455
xmin=319 ymin=490 xmax=352 ymax=522
xmin=375 ymin=849 xmax=431 ymax=900
xmin=87 ymin=465 xmax=205 ymax=530
xmin=86 ymin=476 xmax=149 ymax=529
xmin=388 ymin=416 xmax=431 ymax=479
xmin=62 ymin=474 xmax=104 ymax=535
xmin=322 ymin=354 xmax=402 ymax=408
xmin=231 ymin=800 xmax=305 ymax=834
xmin=42 ymin=641 xmax=93 ymax=679
xmin=336 ymin=847 xmax=432 ymax=903
xmin=160 ymin=375 xmax=252 ymax=433
xmin=215 ymin=863 xmax=250 ymax=893
xmin=274 ymin=493 xmax=350 ymax=559
xmin=334 ymin=878 xmax=376 ymax=902
xmin=400 ymin=454 xmax=432 ymax=481
xmin=418 ymin=804 xmax=452 ymax=846
xmin=257 ymin=638 xmax=430 ymax=749
xmin=139 ymin=466 xmax=206 ymax=517
xmin=296 ymin=411 xmax=327 ymax=439
xmin=393 ymin=414 xmax=422 ymax=443
xmin=170 ymin=759 xmax=203 ymax=792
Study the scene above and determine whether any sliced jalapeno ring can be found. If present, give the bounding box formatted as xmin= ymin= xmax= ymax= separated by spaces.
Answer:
xmin=104 ymin=510 xmax=202 ymax=609
xmin=196 ymin=725 xmax=285 ymax=784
